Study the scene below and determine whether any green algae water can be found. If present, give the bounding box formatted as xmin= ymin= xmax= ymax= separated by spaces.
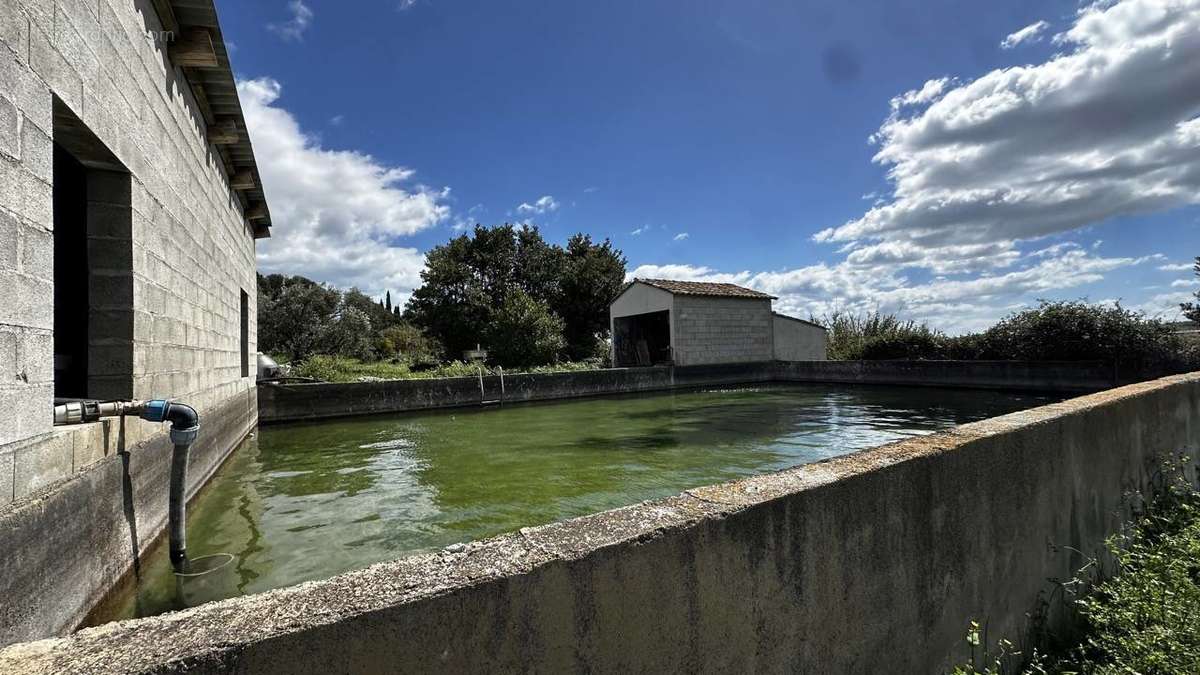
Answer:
xmin=87 ymin=384 xmax=1053 ymax=623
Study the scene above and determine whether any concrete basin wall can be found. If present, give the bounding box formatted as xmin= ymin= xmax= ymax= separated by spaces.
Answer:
xmin=4 ymin=372 xmax=1197 ymax=674
xmin=259 ymin=360 xmax=1121 ymax=423
xmin=776 ymin=359 xmax=1121 ymax=392
xmin=0 ymin=391 xmax=257 ymax=648
xmin=258 ymin=362 xmax=782 ymax=423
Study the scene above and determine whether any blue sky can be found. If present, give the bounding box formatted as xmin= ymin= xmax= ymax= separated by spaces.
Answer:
xmin=221 ymin=0 xmax=1200 ymax=333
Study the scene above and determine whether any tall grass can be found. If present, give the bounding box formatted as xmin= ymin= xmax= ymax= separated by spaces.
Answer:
xmin=289 ymin=355 xmax=602 ymax=383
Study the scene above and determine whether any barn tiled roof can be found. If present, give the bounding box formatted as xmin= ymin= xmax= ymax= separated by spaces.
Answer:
xmin=634 ymin=278 xmax=777 ymax=300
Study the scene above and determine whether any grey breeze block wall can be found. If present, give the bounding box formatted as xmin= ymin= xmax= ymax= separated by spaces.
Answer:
xmin=772 ymin=314 xmax=827 ymax=361
xmin=0 ymin=0 xmax=258 ymax=645
xmin=671 ymin=295 xmax=773 ymax=366
xmin=4 ymin=372 xmax=1197 ymax=674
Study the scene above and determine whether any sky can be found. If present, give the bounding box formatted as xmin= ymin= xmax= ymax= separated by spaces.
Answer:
xmin=219 ymin=0 xmax=1200 ymax=333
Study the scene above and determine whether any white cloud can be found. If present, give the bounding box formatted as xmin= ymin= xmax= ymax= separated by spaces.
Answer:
xmin=630 ymin=226 xmax=648 ymax=236
xmin=628 ymin=264 xmax=752 ymax=285
xmin=1124 ymin=291 xmax=1192 ymax=320
xmin=1000 ymin=20 xmax=1050 ymax=48
xmin=1159 ymin=262 xmax=1195 ymax=271
xmin=816 ymin=0 xmax=1200 ymax=265
xmin=630 ymin=0 xmax=1196 ymax=334
xmin=268 ymin=0 xmax=313 ymax=41
xmin=516 ymin=195 xmax=559 ymax=215
xmin=330 ymin=114 xmax=344 ymax=126
xmin=240 ymin=77 xmax=449 ymax=298
xmin=1171 ymin=279 xmax=1194 ymax=288
xmin=631 ymin=248 xmax=1153 ymax=334
xmin=889 ymin=77 xmax=952 ymax=110
xmin=673 ymin=232 xmax=689 ymax=241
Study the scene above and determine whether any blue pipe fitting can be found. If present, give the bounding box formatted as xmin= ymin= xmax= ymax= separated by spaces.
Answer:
xmin=142 ymin=399 xmax=169 ymax=423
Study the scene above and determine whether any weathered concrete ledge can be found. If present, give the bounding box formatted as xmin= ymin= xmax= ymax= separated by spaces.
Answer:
xmin=260 ymin=359 xmax=1130 ymax=423
xmin=5 ymin=372 xmax=1196 ymax=673
xmin=776 ymin=359 xmax=1124 ymax=392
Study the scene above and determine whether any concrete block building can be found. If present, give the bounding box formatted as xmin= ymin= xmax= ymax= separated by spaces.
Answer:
xmin=0 ymin=0 xmax=269 ymax=644
xmin=610 ymin=279 xmax=827 ymax=367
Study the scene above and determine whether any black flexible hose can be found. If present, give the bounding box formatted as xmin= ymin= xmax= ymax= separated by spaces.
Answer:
xmin=161 ymin=403 xmax=199 ymax=569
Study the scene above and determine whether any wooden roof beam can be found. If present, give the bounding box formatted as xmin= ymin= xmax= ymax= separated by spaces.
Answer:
xmin=208 ymin=117 xmax=239 ymax=144
xmin=246 ymin=202 xmax=269 ymax=220
xmin=169 ymin=28 xmax=218 ymax=68
xmin=230 ymin=170 xmax=256 ymax=191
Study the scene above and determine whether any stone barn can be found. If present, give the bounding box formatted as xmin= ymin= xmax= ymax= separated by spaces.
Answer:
xmin=0 ymin=0 xmax=269 ymax=645
xmin=609 ymin=279 xmax=827 ymax=367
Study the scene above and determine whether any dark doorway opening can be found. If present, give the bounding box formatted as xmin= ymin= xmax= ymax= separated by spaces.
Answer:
xmin=613 ymin=310 xmax=671 ymax=367
xmin=53 ymin=145 xmax=89 ymax=397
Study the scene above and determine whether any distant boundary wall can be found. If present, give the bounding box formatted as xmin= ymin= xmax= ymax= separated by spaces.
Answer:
xmin=259 ymin=360 xmax=1129 ymax=423
xmin=5 ymin=372 xmax=1198 ymax=674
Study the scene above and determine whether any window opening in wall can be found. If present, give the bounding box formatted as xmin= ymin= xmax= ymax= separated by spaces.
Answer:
xmin=51 ymin=97 xmax=133 ymax=400
xmin=240 ymin=289 xmax=249 ymax=377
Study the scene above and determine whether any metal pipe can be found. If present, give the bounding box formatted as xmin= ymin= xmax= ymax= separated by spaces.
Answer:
xmin=52 ymin=398 xmax=200 ymax=570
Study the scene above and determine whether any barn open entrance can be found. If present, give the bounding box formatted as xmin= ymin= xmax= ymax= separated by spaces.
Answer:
xmin=52 ymin=97 xmax=134 ymax=400
xmin=613 ymin=310 xmax=671 ymax=367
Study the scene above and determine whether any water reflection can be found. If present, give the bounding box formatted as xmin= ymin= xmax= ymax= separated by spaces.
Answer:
xmin=87 ymin=383 xmax=1054 ymax=623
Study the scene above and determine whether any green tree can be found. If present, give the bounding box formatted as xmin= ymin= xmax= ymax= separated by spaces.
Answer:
xmin=485 ymin=290 xmax=566 ymax=368
xmin=404 ymin=224 xmax=550 ymax=358
xmin=405 ymin=224 xmax=624 ymax=364
xmin=319 ymin=305 xmax=374 ymax=361
xmin=257 ymin=273 xmax=341 ymax=361
xmin=343 ymin=288 xmax=398 ymax=332
xmin=554 ymin=234 xmax=627 ymax=360
xmin=1180 ymin=257 xmax=1200 ymax=323
xmin=385 ymin=290 xmax=392 ymax=313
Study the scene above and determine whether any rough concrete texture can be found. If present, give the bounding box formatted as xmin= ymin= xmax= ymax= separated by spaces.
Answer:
xmin=672 ymin=295 xmax=774 ymax=366
xmin=0 ymin=0 xmax=258 ymax=645
xmin=777 ymin=359 xmax=1126 ymax=392
xmin=261 ymin=360 xmax=1124 ymax=424
xmin=4 ymin=372 xmax=1196 ymax=673
xmin=771 ymin=314 xmax=827 ymax=361
xmin=0 ymin=390 xmax=256 ymax=647
xmin=0 ymin=0 xmax=259 ymax=450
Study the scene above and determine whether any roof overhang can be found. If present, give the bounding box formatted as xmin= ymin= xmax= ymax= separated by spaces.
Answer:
xmin=151 ymin=0 xmax=272 ymax=238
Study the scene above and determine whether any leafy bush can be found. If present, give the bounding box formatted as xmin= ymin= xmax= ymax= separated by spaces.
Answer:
xmin=952 ymin=454 xmax=1200 ymax=675
xmin=1071 ymin=456 xmax=1200 ymax=673
xmin=485 ymin=290 xmax=567 ymax=368
xmin=822 ymin=301 xmax=1197 ymax=371
xmin=819 ymin=312 xmax=947 ymax=360
xmin=974 ymin=301 xmax=1191 ymax=369
xmin=291 ymin=355 xmax=358 ymax=382
xmin=374 ymin=323 xmax=442 ymax=364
